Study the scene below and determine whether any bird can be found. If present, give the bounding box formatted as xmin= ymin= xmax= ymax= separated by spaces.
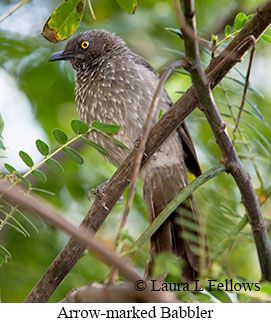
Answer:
xmin=49 ymin=29 xmax=209 ymax=281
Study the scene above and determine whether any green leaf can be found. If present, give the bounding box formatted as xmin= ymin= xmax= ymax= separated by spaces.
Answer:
xmin=52 ymin=129 xmax=68 ymax=145
xmin=261 ymin=33 xmax=271 ymax=43
xmin=97 ymin=131 xmax=129 ymax=150
xmin=245 ymin=14 xmax=254 ymax=23
xmin=92 ymin=121 xmax=120 ymax=134
xmin=234 ymin=12 xmax=247 ymax=31
xmin=116 ymin=0 xmax=137 ymax=14
xmin=31 ymin=187 xmax=55 ymax=196
xmin=10 ymin=214 xmax=30 ymax=237
xmin=46 ymin=158 xmax=64 ymax=174
xmin=211 ymin=34 xmax=218 ymax=46
xmin=5 ymin=220 xmax=28 ymax=237
xmin=163 ymin=47 xmax=185 ymax=57
xmin=224 ymin=25 xmax=232 ymax=36
xmin=81 ymin=137 xmax=110 ymax=155
xmin=0 ymin=244 xmax=11 ymax=260
xmin=0 ymin=138 xmax=5 ymax=151
xmin=36 ymin=139 xmax=49 ymax=156
xmin=63 ymin=147 xmax=84 ymax=164
xmin=71 ymin=119 xmax=89 ymax=134
xmin=32 ymin=169 xmax=47 ymax=183
xmin=19 ymin=151 xmax=34 ymax=168
xmin=0 ymin=113 xmax=4 ymax=135
xmin=42 ymin=0 xmax=85 ymax=43
xmin=208 ymin=289 xmax=232 ymax=303
xmin=16 ymin=174 xmax=31 ymax=188
xmin=15 ymin=208 xmax=40 ymax=234
xmin=4 ymin=163 xmax=16 ymax=174
xmin=243 ymin=121 xmax=271 ymax=151
xmin=225 ymin=75 xmax=262 ymax=97
xmin=164 ymin=27 xmax=183 ymax=39
xmin=261 ymin=283 xmax=271 ymax=294
xmin=159 ymin=109 xmax=164 ymax=120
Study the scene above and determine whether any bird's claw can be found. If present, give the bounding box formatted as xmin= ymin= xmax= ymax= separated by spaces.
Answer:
xmin=116 ymin=194 xmax=124 ymax=205
xmin=134 ymin=134 xmax=142 ymax=148
xmin=134 ymin=134 xmax=148 ymax=157
xmin=88 ymin=180 xmax=109 ymax=210
xmin=88 ymin=180 xmax=123 ymax=208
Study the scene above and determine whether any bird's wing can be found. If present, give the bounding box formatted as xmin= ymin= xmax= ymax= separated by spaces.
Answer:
xmin=177 ymin=123 xmax=202 ymax=177
xmin=133 ymin=53 xmax=202 ymax=177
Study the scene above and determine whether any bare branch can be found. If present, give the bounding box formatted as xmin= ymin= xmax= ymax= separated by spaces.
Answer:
xmin=61 ymin=282 xmax=177 ymax=303
xmin=179 ymin=0 xmax=271 ymax=281
xmin=0 ymin=180 xmax=176 ymax=303
xmin=0 ymin=0 xmax=32 ymax=24
xmin=24 ymin=1 xmax=271 ymax=302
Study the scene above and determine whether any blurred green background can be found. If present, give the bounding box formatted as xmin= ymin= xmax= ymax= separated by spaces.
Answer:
xmin=0 ymin=0 xmax=270 ymax=302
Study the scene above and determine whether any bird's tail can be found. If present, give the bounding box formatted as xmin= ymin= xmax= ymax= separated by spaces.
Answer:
xmin=143 ymin=166 xmax=210 ymax=282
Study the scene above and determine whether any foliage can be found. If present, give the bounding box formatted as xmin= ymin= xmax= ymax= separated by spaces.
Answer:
xmin=0 ymin=0 xmax=270 ymax=303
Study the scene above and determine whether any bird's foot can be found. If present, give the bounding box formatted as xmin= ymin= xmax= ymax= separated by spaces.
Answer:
xmin=88 ymin=180 xmax=109 ymax=200
xmin=88 ymin=180 xmax=124 ymax=207
xmin=134 ymin=134 xmax=149 ymax=157
xmin=134 ymin=134 xmax=142 ymax=148
xmin=88 ymin=180 xmax=109 ymax=210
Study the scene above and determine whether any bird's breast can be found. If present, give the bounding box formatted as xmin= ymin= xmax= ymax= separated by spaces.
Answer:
xmin=74 ymin=62 xmax=184 ymax=169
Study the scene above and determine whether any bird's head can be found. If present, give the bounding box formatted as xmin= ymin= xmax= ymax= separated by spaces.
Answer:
xmin=49 ymin=29 xmax=127 ymax=71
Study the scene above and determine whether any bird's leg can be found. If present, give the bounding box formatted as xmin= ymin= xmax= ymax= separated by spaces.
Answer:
xmin=88 ymin=180 xmax=124 ymax=206
xmin=88 ymin=180 xmax=109 ymax=201
xmin=134 ymin=134 xmax=150 ymax=158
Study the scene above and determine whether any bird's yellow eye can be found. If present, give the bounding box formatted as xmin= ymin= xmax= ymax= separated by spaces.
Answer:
xmin=81 ymin=41 xmax=89 ymax=49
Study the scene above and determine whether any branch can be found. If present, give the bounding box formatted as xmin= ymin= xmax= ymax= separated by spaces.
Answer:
xmin=24 ymin=1 xmax=271 ymax=302
xmin=61 ymin=282 xmax=176 ymax=303
xmin=178 ymin=0 xmax=271 ymax=281
xmin=0 ymin=181 xmax=177 ymax=303
xmin=0 ymin=0 xmax=31 ymax=23
xmin=232 ymin=37 xmax=256 ymax=142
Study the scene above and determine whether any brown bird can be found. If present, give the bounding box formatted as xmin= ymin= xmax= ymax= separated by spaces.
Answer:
xmin=49 ymin=29 xmax=209 ymax=281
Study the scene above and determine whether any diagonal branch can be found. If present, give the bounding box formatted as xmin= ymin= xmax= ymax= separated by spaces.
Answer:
xmin=24 ymin=1 xmax=271 ymax=302
xmin=178 ymin=0 xmax=271 ymax=281
xmin=0 ymin=181 xmax=177 ymax=303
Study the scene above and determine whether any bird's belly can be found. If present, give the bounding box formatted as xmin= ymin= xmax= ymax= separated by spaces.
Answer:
xmin=88 ymin=123 xmax=185 ymax=181
xmin=77 ymin=92 xmax=185 ymax=172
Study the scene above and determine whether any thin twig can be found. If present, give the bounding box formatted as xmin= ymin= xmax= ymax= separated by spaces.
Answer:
xmin=173 ymin=0 xmax=211 ymax=50
xmin=232 ymin=36 xmax=256 ymax=143
xmin=23 ymin=1 xmax=271 ymax=302
xmin=0 ymin=180 xmax=176 ymax=303
xmin=87 ymin=0 xmax=96 ymax=20
xmin=0 ymin=0 xmax=31 ymax=23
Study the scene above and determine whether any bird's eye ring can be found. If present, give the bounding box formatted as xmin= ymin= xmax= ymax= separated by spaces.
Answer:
xmin=81 ymin=41 xmax=89 ymax=49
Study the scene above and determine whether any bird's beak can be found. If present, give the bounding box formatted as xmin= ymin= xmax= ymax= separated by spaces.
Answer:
xmin=48 ymin=50 xmax=75 ymax=62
